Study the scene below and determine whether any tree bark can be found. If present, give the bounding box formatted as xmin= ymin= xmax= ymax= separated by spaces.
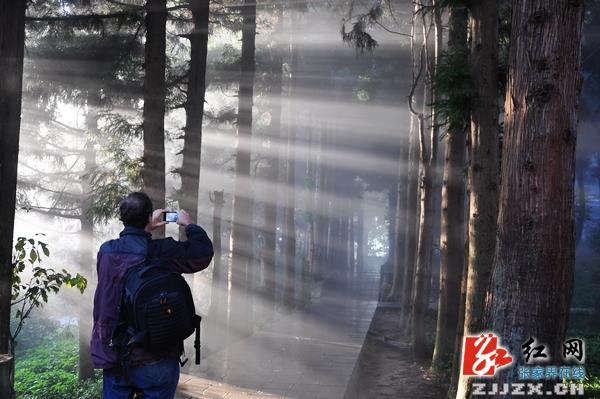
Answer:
xmin=142 ymin=0 xmax=167 ymax=238
xmin=432 ymin=5 xmax=468 ymax=371
xmin=0 ymin=2 xmax=25 ymax=397
xmin=229 ymin=0 xmax=257 ymax=338
xmin=178 ymin=0 xmax=210 ymax=240
xmin=485 ymin=0 xmax=583 ymax=393
xmin=455 ymin=2 xmax=500 ymax=396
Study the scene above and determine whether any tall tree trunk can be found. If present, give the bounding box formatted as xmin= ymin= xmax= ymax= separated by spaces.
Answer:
xmin=283 ymin=13 xmax=298 ymax=309
xmin=388 ymin=136 xmax=409 ymax=300
xmin=356 ymin=193 xmax=364 ymax=275
xmin=455 ymin=2 xmax=500 ymax=396
xmin=313 ymin=129 xmax=328 ymax=281
xmin=303 ymin=127 xmax=316 ymax=306
xmin=142 ymin=0 xmax=167 ymax=238
xmin=229 ymin=0 xmax=257 ymax=338
xmin=0 ymin=1 xmax=26 ymax=397
xmin=262 ymin=65 xmax=282 ymax=314
xmin=78 ymin=93 xmax=99 ymax=381
xmin=431 ymin=5 xmax=468 ymax=371
xmin=207 ymin=190 xmax=225 ymax=351
xmin=400 ymin=1 xmax=424 ymax=330
xmin=179 ymin=0 xmax=210 ymax=239
xmin=411 ymin=1 xmax=442 ymax=360
xmin=448 ymin=224 xmax=469 ymax=399
xmin=575 ymin=159 xmax=587 ymax=246
xmin=262 ymin=7 xmax=284 ymax=313
xmin=485 ymin=0 xmax=583 ymax=393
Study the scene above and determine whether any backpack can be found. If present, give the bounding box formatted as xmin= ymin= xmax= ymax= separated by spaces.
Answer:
xmin=111 ymin=255 xmax=202 ymax=368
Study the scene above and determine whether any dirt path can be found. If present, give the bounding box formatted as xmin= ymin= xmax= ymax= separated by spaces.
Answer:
xmin=344 ymin=307 xmax=448 ymax=399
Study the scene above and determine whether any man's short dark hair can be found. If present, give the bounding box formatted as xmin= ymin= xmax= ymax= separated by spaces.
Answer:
xmin=119 ymin=192 xmax=153 ymax=228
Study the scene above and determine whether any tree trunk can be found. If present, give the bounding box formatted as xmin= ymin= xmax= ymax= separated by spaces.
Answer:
xmin=431 ymin=5 xmax=468 ymax=371
xmin=303 ymin=127 xmax=316 ymax=306
xmin=0 ymin=1 xmax=25 ymax=397
xmin=456 ymin=2 xmax=500 ymax=396
xmin=575 ymin=159 xmax=587 ymax=246
xmin=142 ymin=0 xmax=167 ymax=238
xmin=313 ymin=128 xmax=329 ymax=281
xmin=283 ymin=13 xmax=298 ymax=309
xmin=388 ymin=135 xmax=409 ymax=301
xmin=448 ymin=226 xmax=469 ymax=399
xmin=356 ymin=195 xmax=364 ymax=275
xmin=485 ymin=0 xmax=583 ymax=393
xmin=262 ymin=8 xmax=284 ymax=314
xmin=78 ymin=93 xmax=99 ymax=381
xmin=400 ymin=1 xmax=424 ymax=330
xmin=0 ymin=355 xmax=13 ymax=399
xmin=207 ymin=190 xmax=225 ymax=351
xmin=229 ymin=0 xmax=257 ymax=338
xmin=179 ymin=0 xmax=210 ymax=240
xmin=411 ymin=1 xmax=442 ymax=360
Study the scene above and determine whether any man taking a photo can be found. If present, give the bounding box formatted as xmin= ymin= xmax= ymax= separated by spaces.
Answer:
xmin=91 ymin=192 xmax=214 ymax=399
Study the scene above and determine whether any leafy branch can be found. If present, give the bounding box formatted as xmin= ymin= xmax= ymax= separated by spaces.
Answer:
xmin=10 ymin=235 xmax=87 ymax=355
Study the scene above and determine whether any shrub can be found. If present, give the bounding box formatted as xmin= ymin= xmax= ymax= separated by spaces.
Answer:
xmin=15 ymin=326 xmax=102 ymax=399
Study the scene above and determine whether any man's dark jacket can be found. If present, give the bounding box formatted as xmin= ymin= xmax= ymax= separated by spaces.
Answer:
xmin=90 ymin=224 xmax=214 ymax=369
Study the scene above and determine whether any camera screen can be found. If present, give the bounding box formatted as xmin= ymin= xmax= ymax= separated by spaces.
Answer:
xmin=164 ymin=212 xmax=178 ymax=223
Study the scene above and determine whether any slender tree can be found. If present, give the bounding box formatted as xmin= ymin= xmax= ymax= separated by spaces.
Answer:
xmin=432 ymin=4 xmax=469 ymax=371
xmin=78 ymin=93 xmax=100 ymax=381
xmin=455 ymin=0 xmax=500 ymax=396
xmin=142 ymin=0 xmax=167 ymax=237
xmin=575 ymin=156 xmax=588 ymax=246
xmin=410 ymin=0 xmax=442 ymax=360
xmin=178 ymin=0 xmax=210 ymax=239
xmin=283 ymin=12 xmax=299 ymax=309
xmin=207 ymin=190 xmax=225 ymax=351
xmin=485 ymin=0 xmax=584 ymax=393
xmin=262 ymin=6 xmax=284 ymax=312
xmin=388 ymin=137 xmax=409 ymax=301
xmin=0 ymin=1 xmax=26 ymax=396
xmin=400 ymin=0 xmax=424 ymax=330
xmin=229 ymin=0 xmax=257 ymax=338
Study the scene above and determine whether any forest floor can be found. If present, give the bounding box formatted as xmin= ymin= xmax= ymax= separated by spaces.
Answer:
xmin=344 ymin=306 xmax=448 ymax=399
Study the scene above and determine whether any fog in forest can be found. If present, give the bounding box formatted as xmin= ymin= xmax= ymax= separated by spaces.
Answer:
xmin=4 ymin=0 xmax=600 ymax=398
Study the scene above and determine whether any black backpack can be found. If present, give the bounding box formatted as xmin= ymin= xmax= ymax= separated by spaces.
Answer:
xmin=111 ymin=256 xmax=202 ymax=368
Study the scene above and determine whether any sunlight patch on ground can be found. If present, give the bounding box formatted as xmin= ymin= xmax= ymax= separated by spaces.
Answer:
xmin=177 ymin=373 xmax=282 ymax=398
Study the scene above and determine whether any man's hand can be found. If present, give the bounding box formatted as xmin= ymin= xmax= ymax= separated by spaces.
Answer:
xmin=145 ymin=208 xmax=168 ymax=232
xmin=177 ymin=210 xmax=192 ymax=227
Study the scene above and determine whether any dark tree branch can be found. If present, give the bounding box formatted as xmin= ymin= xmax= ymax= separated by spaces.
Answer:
xmin=26 ymin=12 xmax=138 ymax=22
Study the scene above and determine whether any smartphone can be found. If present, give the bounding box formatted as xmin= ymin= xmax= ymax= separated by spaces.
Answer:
xmin=162 ymin=211 xmax=178 ymax=223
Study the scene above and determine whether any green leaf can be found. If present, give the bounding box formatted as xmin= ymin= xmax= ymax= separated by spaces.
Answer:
xmin=30 ymin=249 xmax=37 ymax=263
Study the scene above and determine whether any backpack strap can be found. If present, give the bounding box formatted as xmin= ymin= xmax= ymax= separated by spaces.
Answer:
xmin=194 ymin=314 xmax=202 ymax=365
